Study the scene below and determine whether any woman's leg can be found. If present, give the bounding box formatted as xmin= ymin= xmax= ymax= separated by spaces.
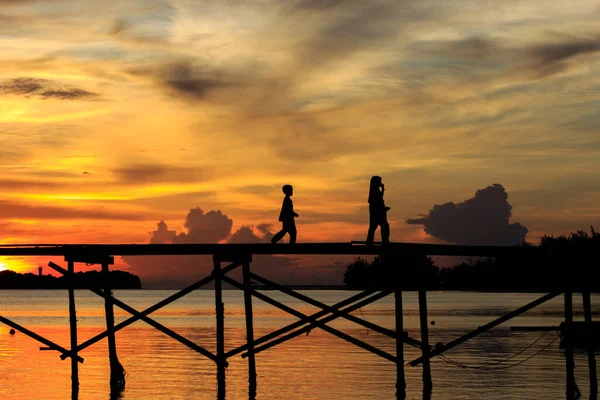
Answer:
xmin=381 ymin=220 xmax=390 ymax=244
xmin=366 ymin=220 xmax=379 ymax=245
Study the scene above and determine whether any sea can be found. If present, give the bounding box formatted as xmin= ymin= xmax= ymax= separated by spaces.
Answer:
xmin=0 ymin=290 xmax=597 ymax=399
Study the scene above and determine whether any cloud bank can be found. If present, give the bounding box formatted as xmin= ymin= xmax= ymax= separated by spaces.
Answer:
xmin=406 ymin=184 xmax=528 ymax=246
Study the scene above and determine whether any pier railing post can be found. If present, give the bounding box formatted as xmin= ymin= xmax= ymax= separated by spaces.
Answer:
xmin=242 ymin=256 xmax=257 ymax=398
xmin=582 ymin=291 xmax=597 ymax=398
xmin=102 ymin=261 xmax=125 ymax=392
xmin=418 ymin=290 xmax=432 ymax=395
xmin=67 ymin=259 xmax=79 ymax=394
xmin=564 ymin=291 xmax=578 ymax=399
xmin=214 ymin=256 xmax=226 ymax=400
xmin=394 ymin=287 xmax=405 ymax=399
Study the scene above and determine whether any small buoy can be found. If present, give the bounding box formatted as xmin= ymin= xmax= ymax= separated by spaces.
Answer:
xmin=9 ymin=329 xmax=15 ymax=335
xmin=430 ymin=320 xmax=435 ymax=326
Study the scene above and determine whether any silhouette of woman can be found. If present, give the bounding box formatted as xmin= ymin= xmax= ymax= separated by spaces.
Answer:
xmin=366 ymin=176 xmax=390 ymax=245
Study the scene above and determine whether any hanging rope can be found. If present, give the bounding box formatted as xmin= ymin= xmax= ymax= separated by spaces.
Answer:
xmin=435 ymin=331 xmax=560 ymax=370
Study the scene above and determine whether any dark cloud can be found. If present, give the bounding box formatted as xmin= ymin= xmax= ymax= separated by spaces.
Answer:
xmin=0 ymin=77 xmax=98 ymax=100
xmin=529 ymin=36 xmax=600 ymax=77
xmin=407 ymin=34 xmax=600 ymax=81
xmin=406 ymin=183 xmax=528 ymax=246
xmin=113 ymin=163 xmax=203 ymax=184
xmin=531 ymin=37 xmax=600 ymax=65
xmin=295 ymin=1 xmax=402 ymax=71
xmin=131 ymin=61 xmax=232 ymax=101
xmin=0 ymin=200 xmax=147 ymax=221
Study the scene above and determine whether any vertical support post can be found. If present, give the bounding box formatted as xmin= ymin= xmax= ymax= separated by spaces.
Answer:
xmin=564 ymin=291 xmax=577 ymax=400
xmin=418 ymin=290 xmax=432 ymax=395
xmin=582 ymin=291 xmax=597 ymax=398
xmin=214 ymin=257 xmax=226 ymax=400
xmin=242 ymin=257 xmax=257 ymax=399
xmin=394 ymin=288 xmax=405 ymax=399
xmin=67 ymin=260 xmax=79 ymax=393
xmin=102 ymin=262 xmax=125 ymax=392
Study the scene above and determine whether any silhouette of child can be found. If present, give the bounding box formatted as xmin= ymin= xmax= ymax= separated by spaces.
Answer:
xmin=271 ymin=184 xmax=299 ymax=244
xmin=366 ymin=176 xmax=390 ymax=245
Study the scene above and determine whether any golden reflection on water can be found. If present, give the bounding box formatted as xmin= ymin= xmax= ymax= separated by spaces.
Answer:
xmin=0 ymin=291 xmax=598 ymax=399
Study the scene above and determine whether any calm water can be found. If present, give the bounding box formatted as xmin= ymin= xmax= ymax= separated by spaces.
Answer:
xmin=0 ymin=290 xmax=598 ymax=399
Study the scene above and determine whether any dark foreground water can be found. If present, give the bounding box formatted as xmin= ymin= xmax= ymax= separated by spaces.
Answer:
xmin=0 ymin=290 xmax=598 ymax=399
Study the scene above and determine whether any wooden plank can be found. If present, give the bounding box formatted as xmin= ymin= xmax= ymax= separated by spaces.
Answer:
xmin=0 ymin=315 xmax=83 ymax=362
xmin=0 ymin=242 xmax=542 ymax=257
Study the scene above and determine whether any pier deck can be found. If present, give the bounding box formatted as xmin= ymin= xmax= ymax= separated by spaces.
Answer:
xmin=0 ymin=242 xmax=593 ymax=399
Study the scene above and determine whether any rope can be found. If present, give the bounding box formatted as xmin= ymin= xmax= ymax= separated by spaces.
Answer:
xmin=435 ymin=331 xmax=560 ymax=370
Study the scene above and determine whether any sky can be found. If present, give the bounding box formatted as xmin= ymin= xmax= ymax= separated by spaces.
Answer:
xmin=0 ymin=0 xmax=599 ymax=286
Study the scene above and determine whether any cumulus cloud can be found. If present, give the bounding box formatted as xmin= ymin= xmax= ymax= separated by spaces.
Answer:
xmin=122 ymin=207 xmax=315 ymax=288
xmin=406 ymin=183 xmax=528 ymax=246
xmin=0 ymin=77 xmax=98 ymax=100
xmin=147 ymin=207 xmax=233 ymax=244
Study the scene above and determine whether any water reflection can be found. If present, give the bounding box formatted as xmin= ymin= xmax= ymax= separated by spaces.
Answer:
xmin=1 ymin=291 xmax=599 ymax=399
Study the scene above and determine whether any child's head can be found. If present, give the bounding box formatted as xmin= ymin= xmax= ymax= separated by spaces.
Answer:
xmin=282 ymin=184 xmax=293 ymax=196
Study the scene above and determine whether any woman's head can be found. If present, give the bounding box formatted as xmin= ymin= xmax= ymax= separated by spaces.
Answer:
xmin=370 ymin=176 xmax=382 ymax=187
xmin=368 ymin=176 xmax=383 ymax=203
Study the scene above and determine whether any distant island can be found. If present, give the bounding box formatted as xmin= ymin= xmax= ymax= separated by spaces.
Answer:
xmin=0 ymin=270 xmax=142 ymax=289
xmin=344 ymin=227 xmax=600 ymax=292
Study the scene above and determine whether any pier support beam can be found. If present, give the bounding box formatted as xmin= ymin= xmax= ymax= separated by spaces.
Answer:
xmin=242 ymin=259 xmax=257 ymax=398
xmin=564 ymin=291 xmax=579 ymax=400
xmin=582 ymin=291 xmax=597 ymax=398
xmin=67 ymin=260 xmax=79 ymax=394
xmin=395 ymin=288 xmax=405 ymax=399
xmin=214 ymin=257 xmax=226 ymax=400
xmin=418 ymin=290 xmax=432 ymax=395
xmin=102 ymin=262 xmax=125 ymax=392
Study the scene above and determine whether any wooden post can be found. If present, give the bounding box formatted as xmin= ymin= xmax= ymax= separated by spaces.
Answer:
xmin=564 ymin=291 xmax=577 ymax=399
xmin=242 ymin=259 xmax=257 ymax=398
xmin=67 ymin=260 xmax=79 ymax=392
xmin=214 ymin=257 xmax=226 ymax=400
xmin=102 ymin=262 xmax=125 ymax=392
xmin=582 ymin=291 xmax=597 ymax=398
xmin=418 ymin=290 xmax=432 ymax=395
xmin=395 ymin=288 xmax=405 ymax=399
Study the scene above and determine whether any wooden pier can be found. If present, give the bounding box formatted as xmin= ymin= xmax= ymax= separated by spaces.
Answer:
xmin=0 ymin=242 xmax=596 ymax=399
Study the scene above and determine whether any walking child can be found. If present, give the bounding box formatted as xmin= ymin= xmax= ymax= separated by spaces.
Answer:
xmin=271 ymin=184 xmax=299 ymax=244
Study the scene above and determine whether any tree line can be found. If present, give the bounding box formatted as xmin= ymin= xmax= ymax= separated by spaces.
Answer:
xmin=343 ymin=227 xmax=600 ymax=292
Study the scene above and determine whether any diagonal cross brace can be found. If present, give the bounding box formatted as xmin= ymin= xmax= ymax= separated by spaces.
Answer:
xmin=242 ymin=287 xmax=395 ymax=361
xmin=224 ymin=283 xmax=377 ymax=358
xmin=222 ymin=276 xmax=396 ymax=362
xmin=250 ymin=272 xmax=423 ymax=349
xmin=0 ymin=315 xmax=84 ymax=363
xmin=409 ymin=291 xmax=562 ymax=366
xmin=48 ymin=261 xmax=235 ymax=363
xmin=48 ymin=260 xmax=241 ymax=355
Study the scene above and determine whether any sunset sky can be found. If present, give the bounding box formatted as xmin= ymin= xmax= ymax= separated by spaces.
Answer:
xmin=1 ymin=0 xmax=599 ymax=286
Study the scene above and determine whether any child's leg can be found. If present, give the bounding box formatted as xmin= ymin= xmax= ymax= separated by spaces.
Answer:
xmin=271 ymin=224 xmax=287 ymax=244
xmin=288 ymin=222 xmax=297 ymax=244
